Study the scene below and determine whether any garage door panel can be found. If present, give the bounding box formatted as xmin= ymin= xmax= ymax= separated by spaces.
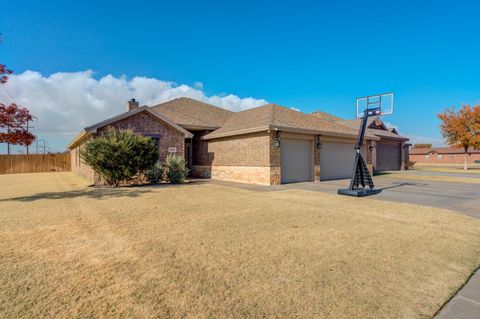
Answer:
xmin=281 ymin=139 xmax=312 ymax=183
xmin=320 ymin=142 xmax=355 ymax=180
xmin=377 ymin=143 xmax=401 ymax=171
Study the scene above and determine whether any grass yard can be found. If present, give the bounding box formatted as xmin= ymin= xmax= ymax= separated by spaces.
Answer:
xmin=377 ymin=172 xmax=480 ymax=184
xmin=413 ymin=165 xmax=480 ymax=175
xmin=1 ymin=173 xmax=480 ymax=318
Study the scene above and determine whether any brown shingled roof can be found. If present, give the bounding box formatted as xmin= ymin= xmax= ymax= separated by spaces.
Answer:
xmin=335 ymin=117 xmax=409 ymax=141
xmin=203 ymin=104 xmax=377 ymax=140
xmin=310 ymin=111 xmax=343 ymax=123
xmin=151 ymin=97 xmax=233 ymax=130
xmin=410 ymin=147 xmax=480 ymax=155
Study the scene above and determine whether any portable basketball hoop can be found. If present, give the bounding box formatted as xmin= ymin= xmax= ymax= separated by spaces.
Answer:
xmin=337 ymin=92 xmax=394 ymax=197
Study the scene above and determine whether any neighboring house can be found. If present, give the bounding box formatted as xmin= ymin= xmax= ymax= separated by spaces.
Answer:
xmin=68 ymin=97 xmax=409 ymax=185
xmin=410 ymin=147 xmax=480 ymax=164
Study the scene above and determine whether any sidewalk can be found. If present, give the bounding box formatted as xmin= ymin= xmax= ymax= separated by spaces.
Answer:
xmin=435 ymin=269 xmax=480 ymax=319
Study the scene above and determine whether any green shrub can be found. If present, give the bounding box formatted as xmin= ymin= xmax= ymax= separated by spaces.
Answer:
xmin=81 ymin=128 xmax=159 ymax=186
xmin=163 ymin=154 xmax=188 ymax=184
xmin=145 ymin=163 xmax=164 ymax=184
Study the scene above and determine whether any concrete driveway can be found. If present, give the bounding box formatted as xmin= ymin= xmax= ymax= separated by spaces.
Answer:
xmin=208 ymin=173 xmax=480 ymax=219
xmin=285 ymin=176 xmax=480 ymax=219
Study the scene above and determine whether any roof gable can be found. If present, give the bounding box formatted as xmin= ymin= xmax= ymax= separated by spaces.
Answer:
xmin=368 ymin=118 xmax=389 ymax=131
xmin=339 ymin=116 xmax=408 ymax=141
xmin=68 ymin=106 xmax=193 ymax=149
xmin=84 ymin=106 xmax=192 ymax=137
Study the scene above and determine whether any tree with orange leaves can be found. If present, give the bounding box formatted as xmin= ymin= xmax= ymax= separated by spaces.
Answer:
xmin=437 ymin=104 xmax=480 ymax=170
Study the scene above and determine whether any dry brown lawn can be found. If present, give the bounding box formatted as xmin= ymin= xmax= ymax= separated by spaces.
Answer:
xmin=414 ymin=165 xmax=480 ymax=174
xmin=1 ymin=173 xmax=480 ymax=318
xmin=377 ymin=172 xmax=480 ymax=184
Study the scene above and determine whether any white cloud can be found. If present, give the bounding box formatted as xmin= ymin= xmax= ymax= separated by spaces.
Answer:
xmin=193 ymin=81 xmax=203 ymax=90
xmin=0 ymin=70 xmax=268 ymax=150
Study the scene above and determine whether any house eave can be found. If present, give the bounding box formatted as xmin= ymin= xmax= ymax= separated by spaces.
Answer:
xmin=202 ymin=125 xmax=381 ymax=141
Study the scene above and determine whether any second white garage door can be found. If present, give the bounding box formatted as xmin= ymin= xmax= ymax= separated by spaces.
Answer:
xmin=320 ymin=142 xmax=356 ymax=180
xmin=281 ymin=138 xmax=313 ymax=183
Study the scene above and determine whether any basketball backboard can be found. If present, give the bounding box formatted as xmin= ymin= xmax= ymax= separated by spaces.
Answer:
xmin=356 ymin=92 xmax=394 ymax=118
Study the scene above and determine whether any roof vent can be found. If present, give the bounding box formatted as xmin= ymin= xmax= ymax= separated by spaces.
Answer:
xmin=126 ymin=98 xmax=139 ymax=111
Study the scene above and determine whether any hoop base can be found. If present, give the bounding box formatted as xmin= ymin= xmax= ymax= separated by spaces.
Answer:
xmin=337 ymin=188 xmax=382 ymax=197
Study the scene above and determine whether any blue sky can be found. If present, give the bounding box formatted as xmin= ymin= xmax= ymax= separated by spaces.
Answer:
xmin=1 ymin=0 xmax=480 ymax=152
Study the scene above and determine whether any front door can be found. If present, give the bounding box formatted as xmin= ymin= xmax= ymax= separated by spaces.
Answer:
xmin=184 ymin=141 xmax=192 ymax=170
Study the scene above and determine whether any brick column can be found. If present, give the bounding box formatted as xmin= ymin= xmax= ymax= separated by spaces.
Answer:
xmin=270 ymin=131 xmax=281 ymax=185
xmin=371 ymin=140 xmax=377 ymax=173
xmin=400 ymin=141 xmax=406 ymax=170
xmin=315 ymin=135 xmax=321 ymax=182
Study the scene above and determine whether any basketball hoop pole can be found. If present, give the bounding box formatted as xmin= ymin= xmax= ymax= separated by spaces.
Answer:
xmin=338 ymin=94 xmax=390 ymax=197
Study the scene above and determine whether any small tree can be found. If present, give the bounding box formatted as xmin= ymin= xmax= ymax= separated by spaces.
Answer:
xmin=0 ymin=103 xmax=35 ymax=151
xmin=81 ymin=128 xmax=159 ymax=186
xmin=438 ymin=104 xmax=480 ymax=170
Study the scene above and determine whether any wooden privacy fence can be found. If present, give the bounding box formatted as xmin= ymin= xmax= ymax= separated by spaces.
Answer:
xmin=0 ymin=153 xmax=71 ymax=174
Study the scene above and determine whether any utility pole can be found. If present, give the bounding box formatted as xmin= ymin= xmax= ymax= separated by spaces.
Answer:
xmin=36 ymin=139 xmax=46 ymax=154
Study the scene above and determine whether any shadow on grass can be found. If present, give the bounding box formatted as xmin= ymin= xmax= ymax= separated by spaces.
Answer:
xmin=1 ymin=188 xmax=153 ymax=202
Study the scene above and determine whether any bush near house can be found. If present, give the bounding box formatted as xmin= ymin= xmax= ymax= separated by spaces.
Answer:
xmin=81 ymin=128 xmax=159 ymax=186
xmin=145 ymin=163 xmax=164 ymax=184
xmin=163 ymin=154 xmax=188 ymax=184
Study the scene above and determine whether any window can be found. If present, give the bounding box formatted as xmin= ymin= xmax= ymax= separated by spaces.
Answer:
xmin=144 ymin=134 xmax=161 ymax=162
xmin=425 ymin=155 xmax=430 ymax=160
xmin=437 ymin=155 xmax=443 ymax=160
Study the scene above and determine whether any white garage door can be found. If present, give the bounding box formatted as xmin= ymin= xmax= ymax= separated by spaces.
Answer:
xmin=320 ymin=142 xmax=356 ymax=180
xmin=281 ymin=138 xmax=312 ymax=184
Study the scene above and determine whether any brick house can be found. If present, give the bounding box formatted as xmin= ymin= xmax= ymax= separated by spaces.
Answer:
xmin=410 ymin=147 xmax=480 ymax=164
xmin=68 ymin=97 xmax=409 ymax=185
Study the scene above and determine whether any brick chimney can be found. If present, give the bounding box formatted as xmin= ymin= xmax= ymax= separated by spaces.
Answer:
xmin=126 ymin=98 xmax=139 ymax=111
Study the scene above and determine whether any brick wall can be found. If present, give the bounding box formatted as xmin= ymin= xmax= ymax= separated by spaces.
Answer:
xmin=410 ymin=152 xmax=480 ymax=164
xmin=191 ymin=131 xmax=276 ymax=184
xmin=97 ymin=111 xmax=185 ymax=162
xmin=71 ymin=110 xmax=186 ymax=184
xmin=207 ymin=131 xmax=271 ymax=166
xmin=70 ymin=142 xmax=96 ymax=183
xmin=191 ymin=130 xmax=212 ymax=166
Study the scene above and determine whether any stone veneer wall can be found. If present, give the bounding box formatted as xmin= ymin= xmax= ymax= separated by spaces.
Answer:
xmin=192 ymin=131 xmax=277 ymax=185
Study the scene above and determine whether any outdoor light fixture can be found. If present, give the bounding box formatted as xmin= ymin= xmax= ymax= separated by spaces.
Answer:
xmin=316 ymin=136 xmax=322 ymax=149
xmin=274 ymin=129 xmax=280 ymax=147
